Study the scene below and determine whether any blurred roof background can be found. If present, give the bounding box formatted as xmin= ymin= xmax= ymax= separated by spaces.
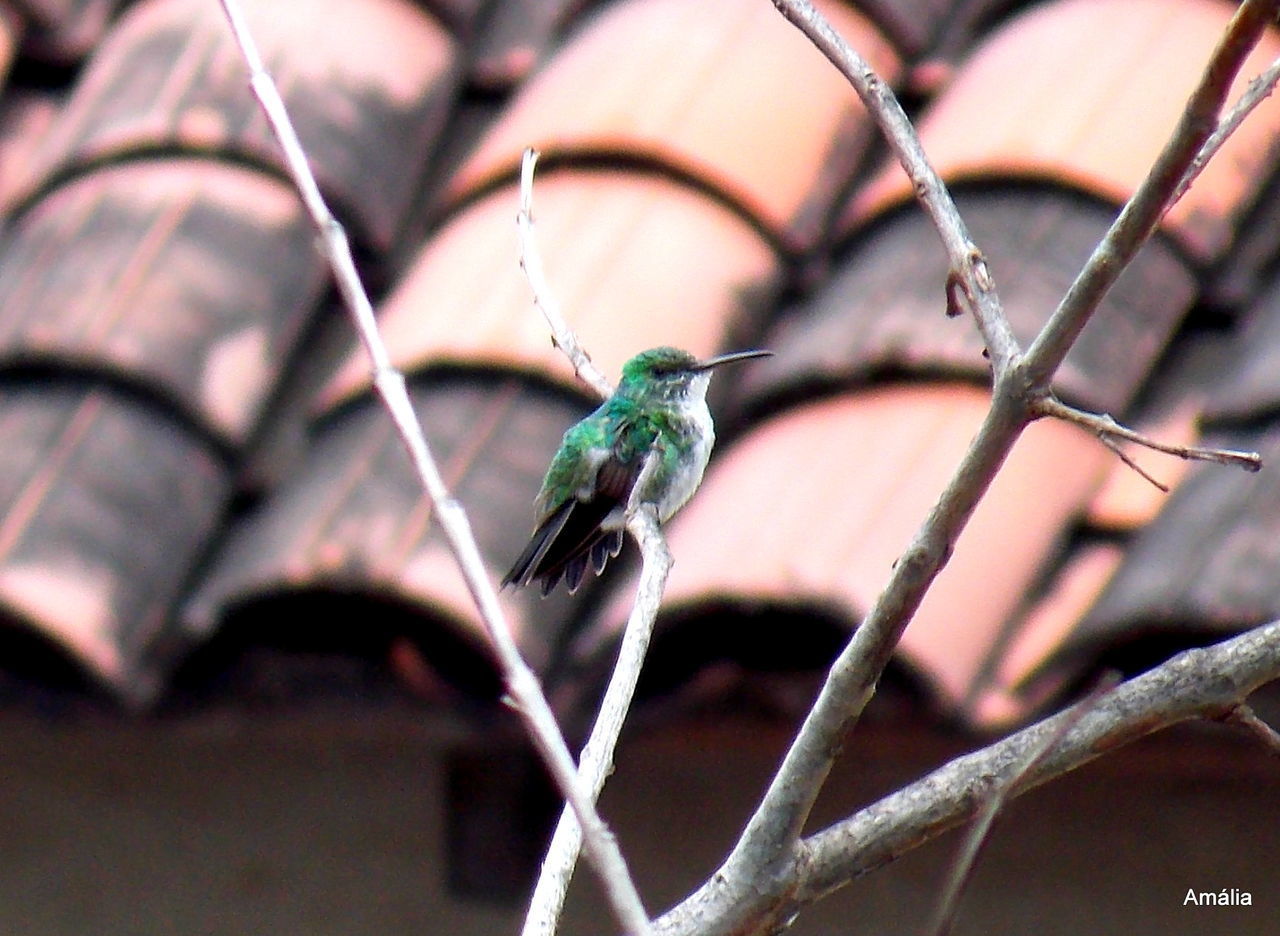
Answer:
xmin=1 ymin=0 xmax=1279 ymax=732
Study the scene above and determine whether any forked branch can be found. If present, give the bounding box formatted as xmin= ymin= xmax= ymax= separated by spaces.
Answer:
xmin=653 ymin=1 xmax=1280 ymax=933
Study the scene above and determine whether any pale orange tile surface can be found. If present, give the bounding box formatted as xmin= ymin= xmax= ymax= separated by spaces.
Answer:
xmin=448 ymin=0 xmax=899 ymax=238
xmin=970 ymin=542 xmax=1126 ymax=727
xmin=595 ymin=384 xmax=1111 ymax=708
xmin=0 ymin=4 xmax=20 ymax=85
xmin=848 ymin=0 xmax=1280 ymax=261
xmin=322 ymin=171 xmax=777 ymax=407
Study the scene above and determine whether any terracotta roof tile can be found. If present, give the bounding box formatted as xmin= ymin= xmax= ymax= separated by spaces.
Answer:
xmin=746 ymin=188 xmax=1197 ymax=417
xmin=1068 ymin=424 xmax=1280 ymax=661
xmin=186 ymin=376 xmax=590 ymax=690
xmin=854 ymin=0 xmax=979 ymax=58
xmin=12 ymin=0 xmax=463 ymax=251
xmin=1207 ymin=275 xmax=1280 ymax=423
xmin=0 ymin=88 xmax=60 ymax=212
xmin=9 ymin=0 xmax=119 ymax=63
xmin=0 ymin=0 xmax=472 ymax=700
xmin=322 ymin=170 xmax=779 ymax=409
xmin=0 ymin=383 xmax=229 ymax=703
xmin=846 ymin=0 xmax=1280 ymax=263
xmin=0 ymin=0 xmax=1277 ymax=724
xmin=466 ymin=0 xmax=582 ymax=91
xmin=576 ymin=384 xmax=1109 ymax=724
xmin=969 ymin=543 xmax=1125 ymax=726
xmin=447 ymin=0 xmax=901 ymax=247
xmin=0 ymin=4 xmax=18 ymax=80
xmin=1085 ymin=401 xmax=1203 ymax=532
xmin=0 ymin=160 xmax=326 ymax=444
xmin=1076 ymin=269 xmax=1280 ymax=659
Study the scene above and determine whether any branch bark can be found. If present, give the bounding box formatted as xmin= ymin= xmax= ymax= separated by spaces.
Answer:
xmin=1020 ymin=0 xmax=1280 ymax=391
xmin=522 ymin=506 xmax=672 ymax=936
xmin=768 ymin=0 xmax=1019 ymax=374
xmin=655 ymin=620 xmax=1280 ymax=936
xmin=214 ymin=4 xmax=651 ymax=934
xmin=514 ymin=151 xmax=683 ymax=936
xmin=517 ymin=148 xmax=614 ymax=400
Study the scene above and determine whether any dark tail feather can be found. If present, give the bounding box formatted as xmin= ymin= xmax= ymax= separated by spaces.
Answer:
xmin=591 ymin=529 xmax=624 ymax=574
xmin=503 ymin=500 xmax=627 ymax=596
xmin=501 ymin=500 xmax=574 ymax=590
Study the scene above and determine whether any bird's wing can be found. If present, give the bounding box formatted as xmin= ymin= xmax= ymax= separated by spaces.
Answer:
xmin=503 ymin=443 xmax=639 ymax=595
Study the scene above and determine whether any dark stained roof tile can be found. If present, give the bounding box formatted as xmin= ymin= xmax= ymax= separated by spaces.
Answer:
xmin=1207 ymin=276 xmax=1280 ymax=423
xmin=745 ymin=188 xmax=1197 ymax=418
xmin=854 ymin=0 xmax=985 ymax=58
xmin=8 ymin=0 xmax=119 ymax=63
xmin=0 ymin=381 xmax=230 ymax=704
xmin=184 ymin=375 xmax=591 ymax=691
xmin=0 ymin=0 xmax=475 ymax=702
xmin=1070 ymin=422 xmax=1280 ymax=654
xmin=13 ymin=0 xmax=464 ymax=251
xmin=1071 ymin=268 xmax=1280 ymax=662
xmin=0 ymin=160 xmax=326 ymax=445
xmin=465 ymin=0 xmax=583 ymax=91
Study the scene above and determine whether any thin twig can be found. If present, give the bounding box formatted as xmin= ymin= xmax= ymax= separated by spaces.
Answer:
xmin=1222 ymin=703 xmax=1280 ymax=756
xmin=517 ymin=148 xmax=613 ymax=400
xmin=515 ymin=148 xmax=675 ymax=936
xmin=1097 ymin=434 xmax=1170 ymax=493
xmin=1037 ymin=396 xmax=1262 ymax=483
xmin=522 ymin=506 xmax=672 ymax=936
xmin=215 ymin=4 xmax=651 ymax=934
xmin=1170 ymin=52 xmax=1280 ymax=210
xmin=1021 ymin=0 xmax=1280 ymax=390
xmin=769 ymin=0 xmax=1020 ymax=374
xmin=926 ymin=673 xmax=1119 ymax=936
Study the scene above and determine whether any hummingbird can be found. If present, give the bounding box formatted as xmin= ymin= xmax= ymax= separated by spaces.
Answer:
xmin=501 ymin=345 xmax=773 ymax=596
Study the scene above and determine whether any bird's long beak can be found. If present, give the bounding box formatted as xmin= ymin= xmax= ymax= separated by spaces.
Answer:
xmin=694 ymin=349 xmax=774 ymax=371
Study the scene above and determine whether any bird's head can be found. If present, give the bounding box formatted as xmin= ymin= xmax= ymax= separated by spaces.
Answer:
xmin=618 ymin=346 xmax=772 ymax=403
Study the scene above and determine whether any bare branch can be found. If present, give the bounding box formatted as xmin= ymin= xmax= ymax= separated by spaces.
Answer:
xmin=1222 ymin=703 xmax=1280 ymax=756
xmin=1020 ymin=0 xmax=1280 ymax=391
xmin=672 ymin=2 xmax=1280 ymax=932
xmin=1171 ymin=52 xmax=1280 ymax=210
xmin=926 ymin=673 xmax=1119 ymax=936
xmin=215 ymin=4 xmax=651 ymax=933
xmin=518 ymin=148 xmax=614 ymax=400
xmin=706 ymin=387 xmax=1031 ymax=904
xmin=798 ymin=624 xmax=1280 ymax=903
xmin=1037 ymin=395 xmax=1263 ymax=478
xmin=514 ymin=157 xmax=680 ymax=936
xmin=655 ymin=621 xmax=1280 ymax=935
xmin=522 ymin=505 xmax=672 ymax=936
xmin=769 ymin=0 xmax=1020 ymax=374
